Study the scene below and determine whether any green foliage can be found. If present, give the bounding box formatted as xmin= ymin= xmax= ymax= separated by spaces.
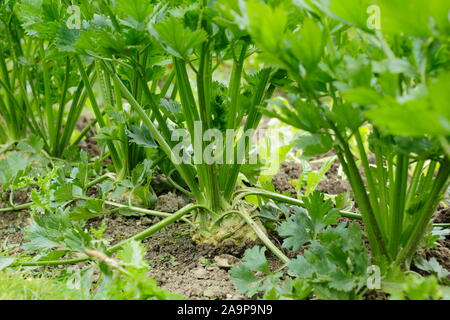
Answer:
xmin=2 ymin=0 xmax=450 ymax=302
xmin=23 ymin=209 xmax=93 ymax=252
xmin=230 ymin=215 xmax=370 ymax=300
xmin=229 ymin=246 xmax=284 ymax=297
xmin=0 ymin=271 xmax=81 ymax=300
xmin=288 ymin=223 xmax=370 ymax=300
xmin=101 ymin=241 xmax=185 ymax=300
xmin=278 ymin=191 xmax=339 ymax=250
xmin=415 ymin=257 xmax=450 ymax=281
xmin=367 ymin=73 xmax=450 ymax=137
xmin=150 ymin=16 xmax=207 ymax=60
xmin=294 ymin=156 xmax=336 ymax=195
xmin=237 ymin=0 xmax=450 ymax=268
xmin=384 ymin=271 xmax=450 ymax=300
xmin=0 ymin=151 xmax=30 ymax=187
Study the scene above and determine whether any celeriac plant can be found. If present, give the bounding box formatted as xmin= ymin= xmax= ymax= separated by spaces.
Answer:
xmin=69 ymin=0 xmax=286 ymax=245
xmin=237 ymin=0 xmax=450 ymax=268
xmin=0 ymin=0 xmax=98 ymax=157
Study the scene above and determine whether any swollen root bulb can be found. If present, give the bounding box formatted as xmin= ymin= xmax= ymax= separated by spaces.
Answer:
xmin=191 ymin=202 xmax=266 ymax=245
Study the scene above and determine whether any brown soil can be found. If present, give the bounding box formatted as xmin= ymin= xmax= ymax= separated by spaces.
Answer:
xmin=0 ymin=210 xmax=28 ymax=246
xmin=316 ymin=161 xmax=351 ymax=195
xmin=76 ymin=116 xmax=100 ymax=157
xmin=88 ymin=211 xmax=255 ymax=300
xmin=434 ymin=207 xmax=450 ymax=249
xmin=271 ymin=160 xmax=351 ymax=197
xmin=434 ymin=207 xmax=450 ymax=224
xmin=154 ymin=192 xmax=186 ymax=213
xmin=1 ymin=189 xmax=30 ymax=205
xmin=272 ymin=162 xmax=301 ymax=196
xmin=0 ymin=189 xmax=31 ymax=247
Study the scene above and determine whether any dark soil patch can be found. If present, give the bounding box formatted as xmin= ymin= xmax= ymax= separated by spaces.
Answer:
xmin=0 ymin=210 xmax=28 ymax=246
xmin=154 ymin=192 xmax=186 ymax=213
xmin=271 ymin=159 xmax=351 ymax=197
xmin=76 ymin=116 xmax=100 ymax=157
xmin=272 ymin=162 xmax=301 ymax=196
xmin=434 ymin=207 xmax=450 ymax=224
xmin=1 ymin=189 xmax=31 ymax=206
xmin=0 ymin=189 xmax=31 ymax=246
xmin=316 ymin=161 xmax=351 ymax=195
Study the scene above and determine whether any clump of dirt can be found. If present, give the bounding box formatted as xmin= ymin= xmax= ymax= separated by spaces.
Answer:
xmin=0 ymin=211 xmax=29 ymax=246
xmin=316 ymin=161 xmax=351 ymax=195
xmin=272 ymin=162 xmax=302 ymax=196
xmin=1 ymin=189 xmax=30 ymax=206
xmin=154 ymin=192 xmax=185 ymax=213
xmin=76 ymin=116 xmax=100 ymax=157
xmin=434 ymin=207 xmax=450 ymax=224
xmin=272 ymin=159 xmax=352 ymax=197
xmin=365 ymin=290 xmax=388 ymax=300
xmin=308 ymin=151 xmax=351 ymax=195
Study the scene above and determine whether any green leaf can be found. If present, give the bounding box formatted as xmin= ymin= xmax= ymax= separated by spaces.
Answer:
xmin=295 ymin=133 xmax=333 ymax=157
xmin=160 ymin=98 xmax=185 ymax=123
xmin=241 ymin=246 xmax=270 ymax=274
xmin=126 ymin=125 xmax=158 ymax=149
xmin=415 ymin=257 xmax=450 ymax=280
xmin=302 ymin=191 xmax=339 ymax=234
xmin=327 ymin=0 xmax=375 ymax=32
xmin=288 ymin=18 xmax=327 ymax=72
xmin=264 ymin=99 xmax=327 ymax=133
xmin=115 ymin=0 xmax=153 ymax=23
xmin=229 ymin=246 xmax=283 ymax=297
xmin=246 ymin=0 xmax=288 ymax=57
xmin=150 ymin=16 xmax=207 ymax=59
xmin=342 ymin=87 xmax=383 ymax=105
xmin=327 ymin=103 xmax=365 ymax=130
xmin=17 ymin=135 xmax=45 ymax=153
xmin=385 ymin=272 xmax=445 ymax=300
xmin=304 ymin=158 xmax=336 ymax=196
xmin=70 ymin=199 xmax=105 ymax=220
xmin=131 ymin=159 xmax=153 ymax=186
xmin=374 ymin=0 xmax=434 ymax=37
xmin=24 ymin=209 xmax=92 ymax=252
xmin=53 ymin=183 xmax=74 ymax=203
xmin=278 ymin=209 xmax=310 ymax=250
xmin=288 ymin=222 xmax=370 ymax=300
xmin=278 ymin=191 xmax=339 ymax=250
xmin=228 ymin=263 xmax=261 ymax=296
xmin=116 ymin=241 xmax=148 ymax=269
xmin=366 ymin=96 xmax=450 ymax=137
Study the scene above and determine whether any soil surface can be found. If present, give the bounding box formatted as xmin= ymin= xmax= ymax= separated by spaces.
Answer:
xmin=89 ymin=212 xmax=250 ymax=300
xmin=271 ymin=159 xmax=351 ymax=197
xmin=76 ymin=116 xmax=101 ymax=157
xmin=272 ymin=162 xmax=301 ymax=196
xmin=1 ymin=158 xmax=449 ymax=299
